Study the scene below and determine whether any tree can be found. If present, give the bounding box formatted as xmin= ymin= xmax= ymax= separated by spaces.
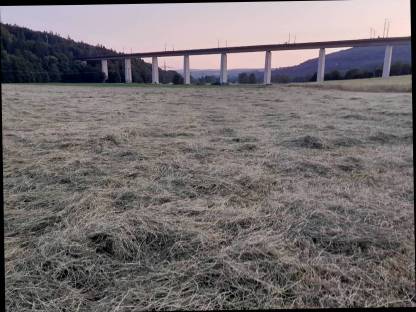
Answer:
xmin=309 ymin=72 xmax=317 ymax=82
xmin=238 ymin=72 xmax=249 ymax=84
xmin=390 ymin=61 xmax=402 ymax=76
xmin=108 ymin=71 xmax=121 ymax=83
xmin=172 ymin=73 xmax=184 ymax=84
xmin=324 ymin=70 xmax=342 ymax=81
xmin=374 ymin=67 xmax=383 ymax=77
xmin=272 ymin=75 xmax=290 ymax=83
xmin=390 ymin=61 xmax=412 ymax=76
xmin=400 ymin=63 xmax=411 ymax=75
xmin=248 ymin=73 xmax=257 ymax=84
xmin=196 ymin=75 xmax=217 ymax=85
xmin=344 ymin=68 xmax=362 ymax=80
xmin=362 ymin=70 xmax=374 ymax=78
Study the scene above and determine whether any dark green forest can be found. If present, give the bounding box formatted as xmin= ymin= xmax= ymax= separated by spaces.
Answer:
xmin=1 ymin=23 xmax=181 ymax=83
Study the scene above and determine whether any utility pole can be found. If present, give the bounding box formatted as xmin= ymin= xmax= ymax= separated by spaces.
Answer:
xmin=288 ymin=32 xmax=291 ymax=43
xmin=386 ymin=19 xmax=390 ymax=37
xmin=383 ymin=18 xmax=387 ymax=38
xmin=217 ymin=39 xmax=219 ymax=48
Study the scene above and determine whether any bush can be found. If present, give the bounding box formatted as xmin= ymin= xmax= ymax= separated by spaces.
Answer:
xmin=238 ymin=72 xmax=249 ymax=84
xmin=248 ymin=73 xmax=257 ymax=84
xmin=172 ymin=73 xmax=184 ymax=84
xmin=324 ymin=70 xmax=342 ymax=81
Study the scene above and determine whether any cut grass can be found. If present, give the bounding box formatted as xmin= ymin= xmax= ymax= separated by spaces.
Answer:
xmin=3 ymin=83 xmax=414 ymax=310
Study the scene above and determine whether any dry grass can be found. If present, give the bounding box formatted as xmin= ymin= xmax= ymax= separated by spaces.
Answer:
xmin=289 ymin=75 xmax=412 ymax=93
xmin=2 ymin=82 xmax=414 ymax=311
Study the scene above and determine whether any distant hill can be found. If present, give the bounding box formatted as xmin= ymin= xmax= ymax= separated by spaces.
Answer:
xmin=1 ymin=23 xmax=180 ymax=83
xmin=271 ymin=44 xmax=411 ymax=81
xmin=187 ymin=43 xmax=411 ymax=82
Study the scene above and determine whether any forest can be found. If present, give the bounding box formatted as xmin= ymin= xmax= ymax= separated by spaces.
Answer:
xmin=1 ymin=23 xmax=181 ymax=83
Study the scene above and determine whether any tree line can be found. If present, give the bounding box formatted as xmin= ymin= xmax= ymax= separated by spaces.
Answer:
xmin=1 ymin=23 xmax=182 ymax=83
xmin=191 ymin=61 xmax=411 ymax=85
xmin=206 ymin=61 xmax=412 ymax=85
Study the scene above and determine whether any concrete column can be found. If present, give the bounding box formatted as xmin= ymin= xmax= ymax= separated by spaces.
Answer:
xmin=382 ymin=45 xmax=393 ymax=78
xmin=152 ymin=56 xmax=159 ymax=84
xmin=220 ymin=53 xmax=227 ymax=84
xmin=101 ymin=59 xmax=108 ymax=82
xmin=317 ymin=48 xmax=326 ymax=82
xmin=264 ymin=51 xmax=272 ymax=85
xmin=124 ymin=58 xmax=132 ymax=83
xmin=183 ymin=55 xmax=190 ymax=85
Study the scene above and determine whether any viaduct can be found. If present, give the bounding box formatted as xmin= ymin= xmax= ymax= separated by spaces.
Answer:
xmin=78 ymin=36 xmax=410 ymax=84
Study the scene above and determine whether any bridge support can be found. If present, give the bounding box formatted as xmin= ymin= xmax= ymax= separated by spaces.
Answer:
xmin=220 ymin=53 xmax=228 ymax=84
xmin=152 ymin=56 xmax=159 ymax=84
xmin=264 ymin=51 xmax=272 ymax=85
xmin=101 ymin=59 xmax=108 ymax=82
xmin=317 ymin=48 xmax=325 ymax=82
xmin=124 ymin=59 xmax=132 ymax=83
xmin=382 ymin=45 xmax=393 ymax=78
xmin=183 ymin=55 xmax=190 ymax=84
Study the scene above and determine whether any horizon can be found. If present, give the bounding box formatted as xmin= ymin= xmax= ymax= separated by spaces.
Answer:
xmin=0 ymin=1 xmax=411 ymax=70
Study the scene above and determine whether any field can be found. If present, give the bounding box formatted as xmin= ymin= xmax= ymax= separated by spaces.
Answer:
xmin=289 ymin=75 xmax=412 ymax=93
xmin=2 ymin=80 xmax=414 ymax=310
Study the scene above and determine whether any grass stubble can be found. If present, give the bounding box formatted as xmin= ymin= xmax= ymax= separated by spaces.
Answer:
xmin=2 ymin=80 xmax=414 ymax=311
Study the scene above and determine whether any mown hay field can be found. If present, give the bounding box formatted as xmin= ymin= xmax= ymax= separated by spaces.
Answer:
xmin=2 ymin=81 xmax=414 ymax=311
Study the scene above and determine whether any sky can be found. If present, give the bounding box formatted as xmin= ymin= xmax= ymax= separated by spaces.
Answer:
xmin=0 ymin=1 xmax=411 ymax=70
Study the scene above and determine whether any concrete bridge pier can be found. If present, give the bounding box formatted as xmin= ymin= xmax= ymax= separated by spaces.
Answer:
xmin=101 ymin=59 xmax=108 ymax=82
xmin=264 ymin=51 xmax=272 ymax=85
xmin=124 ymin=58 xmax=132 ymax=83
xmin=184 ymin=55 xmax=190 ymax=84
xmin=317 ymin=48 xmax=326 ymax=82
xmin=382 ymin=45 xmax=393 ymax=78
xmin=152 ymin=56 xmax=159 ymax=84
xmin=220 ymin=53 xmax=228 ymax=84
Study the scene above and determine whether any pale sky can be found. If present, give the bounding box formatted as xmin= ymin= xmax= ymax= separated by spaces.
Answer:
xmin=0 ymin=1 xmax=411 ymax=70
